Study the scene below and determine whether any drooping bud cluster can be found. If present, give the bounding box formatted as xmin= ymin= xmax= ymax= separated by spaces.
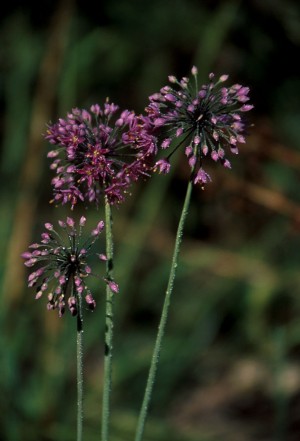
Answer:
xmin=146 ymin=66 xmax=253 ymax=185
xmin=22 ymin=217 xmax=118 ymax=317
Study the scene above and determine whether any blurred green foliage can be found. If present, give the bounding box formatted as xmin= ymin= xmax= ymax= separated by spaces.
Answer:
xmin=1 ymin=0 xmax=300 ymax=440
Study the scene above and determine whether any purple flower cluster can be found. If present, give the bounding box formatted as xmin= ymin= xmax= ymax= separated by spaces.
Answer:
xmin=22 ymin=217 xmax=118 ymax=317
xmin=23 ymin=68 xmax=253 ymax=316
xmin=146 ymin=66 xmax=253 ymax=185
xmin=45 ymin=101 xmax=157 ymax=208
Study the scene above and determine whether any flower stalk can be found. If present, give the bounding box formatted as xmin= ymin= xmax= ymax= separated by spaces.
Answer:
xmin=76 ymin=283 xmax=84 ymax=441
xmin=102 ymin=197 xmax=115 ymax=441
xmin=134 ymin=176 xmax=193 ymax=441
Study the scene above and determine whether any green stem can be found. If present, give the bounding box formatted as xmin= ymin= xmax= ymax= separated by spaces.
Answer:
xmin=77 ymin=286 xmax=83 ymax=441
xmin=102 ymin=198 xmax=114 ymax=441
xmin=134 ymin=178 xmax=193 ymax=441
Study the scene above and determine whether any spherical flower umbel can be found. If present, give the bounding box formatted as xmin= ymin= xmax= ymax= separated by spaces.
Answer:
xmin=146 ymin=66 xmax=253 ymax=185
xmin=45 ymin=101 xmax=157 ymax=208
xmin=22 ymin=217 xmax=119 ymax=317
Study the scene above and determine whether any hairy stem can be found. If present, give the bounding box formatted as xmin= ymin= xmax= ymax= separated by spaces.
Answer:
xmin=134 ymin=178 xmax=193 ymax=441
xmin=102 ymin=198 xmax=114 ymax=441
xmin=77 ymin=285 xmax=84 ymax=441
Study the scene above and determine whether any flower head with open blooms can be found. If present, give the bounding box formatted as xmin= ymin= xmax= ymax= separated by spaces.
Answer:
xmin=146 ymin=66 xmax=253 ymax=185
xmin=45 ymin=100 xmax=157 ymax=208
xmin=22 ymin=217 xmax=119 ymax=317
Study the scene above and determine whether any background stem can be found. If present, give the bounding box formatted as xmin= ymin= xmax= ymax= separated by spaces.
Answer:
xmin=134 ymin=178 xmax=193 ymax=441
xmin=102 ymin=198 xmax=114 ymax=441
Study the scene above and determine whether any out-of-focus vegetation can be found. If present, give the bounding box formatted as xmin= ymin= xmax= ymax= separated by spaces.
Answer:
xmin=1 ymin=0 xmax=300 ymax=440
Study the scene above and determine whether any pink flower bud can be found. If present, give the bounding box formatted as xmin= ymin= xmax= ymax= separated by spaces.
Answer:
xmin=66 ymin=217 xmax=75 ymax=227
xmin=168 ymin=75 xmax=177 ymax=83
xmin=220 ymin=74 xmax=229 ymax=82
xmin=108 ymin=281 xmax=119 ymax=294
xmin=191 ymin=66 xmax=198 ymax=75
xmin=79 ymin=216 xmax=86 ymax=227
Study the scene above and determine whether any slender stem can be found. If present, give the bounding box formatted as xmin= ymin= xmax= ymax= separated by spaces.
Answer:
xmin=102 ymin=198 xmax=114 ymax=441
xmin=77 ymin=285 xmax=84 ymax=441
xmin=134 ymin=178 xmax=193 ymax=441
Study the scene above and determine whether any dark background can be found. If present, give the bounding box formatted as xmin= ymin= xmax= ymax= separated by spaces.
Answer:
xmin=1 ymin=0 xmax=300 ymax=440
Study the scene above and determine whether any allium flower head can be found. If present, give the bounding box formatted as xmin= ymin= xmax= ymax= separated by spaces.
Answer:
xmin=45 ymin=100 xmax=156 ymax=208
xmin=146 ymin=67 xmax=253 ymax=185
xmin=22 ymin=217 xmax=118 ymax=317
